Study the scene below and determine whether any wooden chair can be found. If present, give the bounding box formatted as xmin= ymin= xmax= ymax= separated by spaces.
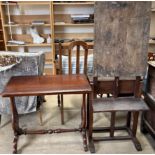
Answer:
xmin=57 ymin=41 xmax=90 ymax=124
xmin=88 ymin=76 xmax=149 ymax=153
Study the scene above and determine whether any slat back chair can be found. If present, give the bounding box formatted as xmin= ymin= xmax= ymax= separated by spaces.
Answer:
xmin=88 ymin=76 xmax=148 ymax=153
xmin=58 ymin=41 xmax=89 ymax=75
xmin=58 ymin=41 xmax=90 ymax=124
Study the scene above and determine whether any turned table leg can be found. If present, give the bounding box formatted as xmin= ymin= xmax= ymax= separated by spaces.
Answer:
xmin=10 ymin=97 xmax=21 ymax=154
xmin=81 ymin=93 xmax=88 ymax=151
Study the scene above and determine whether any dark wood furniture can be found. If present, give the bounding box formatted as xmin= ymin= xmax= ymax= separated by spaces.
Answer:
xmin=57 ymin=41 xmax=90 ymax=124
xmin=88 ymin=76 xmax=149 ymax=153
xmin=2 ymin=74 xmax=92 ymax=154
xmin=148 ymin=52 xmax=155 ymax=61
xmin=141 ymin=61 xmax=155 ymax=138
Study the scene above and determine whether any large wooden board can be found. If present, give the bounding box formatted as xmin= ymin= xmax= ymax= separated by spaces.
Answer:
xmin=94 ymin=2 xmax=151 ymax=78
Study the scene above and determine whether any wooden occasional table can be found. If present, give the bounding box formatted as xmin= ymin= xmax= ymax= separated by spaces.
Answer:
xmin=2 ymin=74 xmax=92 ymax=154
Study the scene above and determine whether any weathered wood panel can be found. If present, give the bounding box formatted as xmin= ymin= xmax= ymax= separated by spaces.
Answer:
xmin=94 ymin=2 xmax=151 ymax=78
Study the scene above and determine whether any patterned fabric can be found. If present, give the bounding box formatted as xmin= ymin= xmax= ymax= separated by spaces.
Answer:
xmin=0 ymin=51 xmax=45 ymax=114
xmin=0 ymin=55 xmax=21 ymax=67
xmin=0 ymin=55 xmax=22 ymax=72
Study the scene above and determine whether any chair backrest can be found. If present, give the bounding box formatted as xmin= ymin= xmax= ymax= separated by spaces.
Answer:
xmin=93 ymin=76 xmax=142 ymax=98
xmin=115 ymin=76 xmax=142 ymax=98
xmin=93 ymin=77 xmax=115 ymax=98
xmin=58 ymin=41 xmax=89 ymax=75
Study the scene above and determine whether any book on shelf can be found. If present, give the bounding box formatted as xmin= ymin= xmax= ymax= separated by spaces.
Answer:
xmin=32 ymin=21 xmax=45 ymax=25
xmin=71 ymin=14 xmax=94 ymax=23
xmin=7 ymin=40 xmax=25 ymax=45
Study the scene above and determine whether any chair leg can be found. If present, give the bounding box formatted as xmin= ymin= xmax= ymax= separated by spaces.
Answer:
xmin=37 ymin=107 xmax=43 ymax=126
xmin=110 ymin=112 xmax=116 ymax=137
xmin=131 ymin=111 xmax=142 ymax=151
xmin=60 ymin=94 xmax=64 ymax=125
xmin=58 ymin=94 xmax=61 ymax=107
xmin=88 ymin=93 xmax=95 ymax=153
xmin=126 ymin=112 xmax=131 ymax=127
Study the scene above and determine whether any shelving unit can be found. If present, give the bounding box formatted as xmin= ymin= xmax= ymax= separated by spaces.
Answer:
xmin=0 ymin=1 xmax=55 ymax=75
xmin=0 ymin=1 xmax=95 ymax=75
xmin=53 ymin=1 xmax=94 ymax=55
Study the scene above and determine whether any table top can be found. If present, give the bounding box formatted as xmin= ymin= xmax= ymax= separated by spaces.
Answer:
xmin=2 ymin=74 xmax=92 ymax=97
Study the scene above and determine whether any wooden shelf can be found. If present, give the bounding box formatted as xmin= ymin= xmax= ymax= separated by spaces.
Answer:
xmin=4 ymin=24 xmax=51 ymax=27
xmin=54 ymin=23 xmax=94 ymax=26
xmin=45 ymin=61 xmax=53 ymax=65
xmin=6 ymin=43 xmax=52 ymax=47
xmin=1 ymin=2 xmax=50 ymax=5
xmin=53 ymin=2 xmax=95 ymax=5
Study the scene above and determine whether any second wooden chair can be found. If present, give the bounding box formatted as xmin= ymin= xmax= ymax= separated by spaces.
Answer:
xmin=57 ymin=41 xmax=90 ymax=124
xmin=88 ymin=76 xmax=149 ymax=153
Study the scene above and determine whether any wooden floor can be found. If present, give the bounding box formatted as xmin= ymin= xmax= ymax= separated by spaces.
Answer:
xmin=0 ymin=95 xmax=154 ymax=154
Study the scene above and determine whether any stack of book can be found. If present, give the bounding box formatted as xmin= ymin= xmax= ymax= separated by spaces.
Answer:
xmin=71 ymin=14 xmax=94 ymax=23
xmin=31 ymin=21 xmax=45 ymax=25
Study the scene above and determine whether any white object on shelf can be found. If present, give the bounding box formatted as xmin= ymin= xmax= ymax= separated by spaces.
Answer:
xmin=30 ymin=26 xmax=44 ymax=44
xmin=7 ymin=40 xmax=25 ymax=45
xmin=71 ymin=14 xmax=90 ymax=18
xmin=32 ymin=21 xmax=45 ymax=25
xmin=46 ymin=34 xmax=51 ymax=44
xmin=54 ymin=22 xmax=65 ymax=24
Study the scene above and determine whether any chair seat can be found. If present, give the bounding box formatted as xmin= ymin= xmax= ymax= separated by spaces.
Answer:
xmin=93 ymin=97 xmax=149 ymax=112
